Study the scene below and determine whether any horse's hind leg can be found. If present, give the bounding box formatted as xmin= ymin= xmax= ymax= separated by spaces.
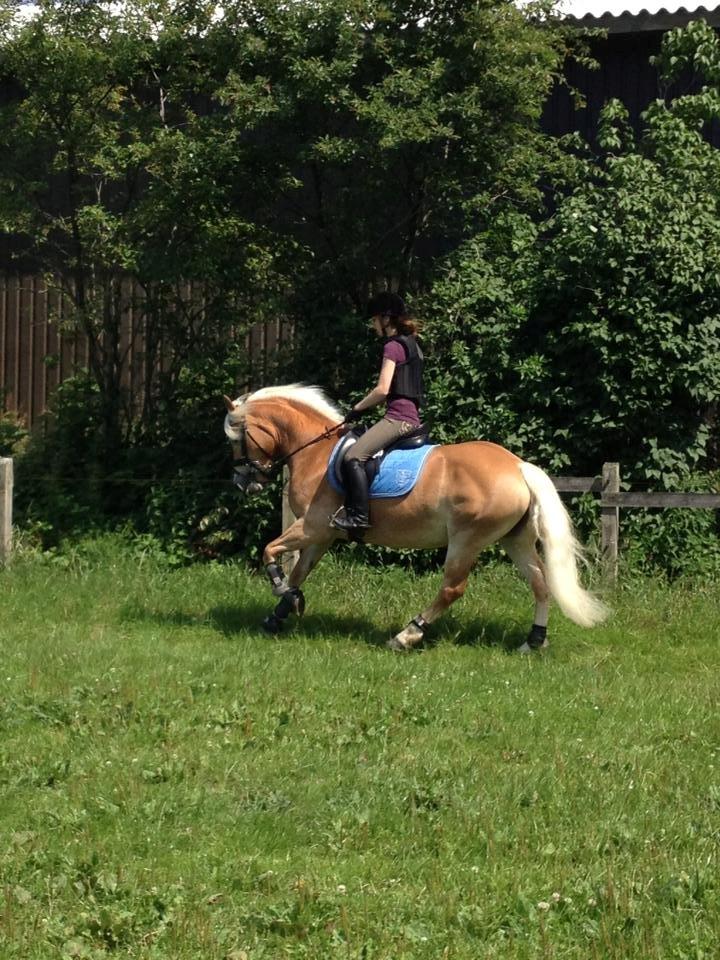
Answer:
xmin=387 ymin=533 xmax=479 ymax=652
xmin=500 ymin=525 xmax=550 ymax=653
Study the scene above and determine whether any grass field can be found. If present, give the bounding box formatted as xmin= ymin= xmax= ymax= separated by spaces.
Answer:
xmin=1 ymin=536 xmax=719 ymax=959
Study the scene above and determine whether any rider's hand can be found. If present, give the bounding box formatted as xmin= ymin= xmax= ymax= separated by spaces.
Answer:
xmin=344 ymin=407 xmax=362 ymax=423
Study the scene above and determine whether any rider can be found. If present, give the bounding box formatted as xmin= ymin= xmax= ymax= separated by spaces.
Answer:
xmin=330 ymin=291 xmax=424 ymax=533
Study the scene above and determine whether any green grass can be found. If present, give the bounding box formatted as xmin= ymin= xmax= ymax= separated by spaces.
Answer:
xmin=1 ymin=536 xmax=719 ymax=959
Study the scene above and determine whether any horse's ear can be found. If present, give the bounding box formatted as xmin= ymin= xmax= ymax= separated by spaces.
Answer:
xmin=223 ymin=395 xmax=235 ymax=412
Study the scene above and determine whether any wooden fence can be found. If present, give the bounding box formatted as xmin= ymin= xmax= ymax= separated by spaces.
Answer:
xmin=0 ymin=274 xmax=293 ymax=430
xmin=551 ymin=462 xmax=720 ymax=579
xmin=1 ymin=275 xmax=88 ymax=429
xmin=3 ymin=458 xmax=718 ymax=575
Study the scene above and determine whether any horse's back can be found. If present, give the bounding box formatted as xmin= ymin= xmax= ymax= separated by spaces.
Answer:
xmin=425 ymin=439 xmax=523 ymax=486
xmin=443 ymin=438 xmax=522 ymax=466
xmin=361 ymin=439 xmax=530 ymax=549
xmin=428 ymin=439 xmax=528 ymax=505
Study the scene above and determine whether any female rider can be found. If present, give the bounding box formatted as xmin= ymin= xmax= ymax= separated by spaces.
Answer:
xmin=331 ymin=292 xmax=424 ymax=533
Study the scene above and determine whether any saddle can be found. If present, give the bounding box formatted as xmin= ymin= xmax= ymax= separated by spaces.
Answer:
xmin=328 ymin=424 xmax=436 ymax=498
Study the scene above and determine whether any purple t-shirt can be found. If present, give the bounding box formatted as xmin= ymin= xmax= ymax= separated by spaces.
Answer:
xmin=383 ymin=339 xmax=421 ymax=426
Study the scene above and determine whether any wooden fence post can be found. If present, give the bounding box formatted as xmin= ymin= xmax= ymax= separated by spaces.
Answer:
xmin=601 ymin=461 xmax=620 ymax=580
xmin=0 ymin=458 xmax=13 ymax=565
xmin=281 ymin=465 xmax=298 ymax=576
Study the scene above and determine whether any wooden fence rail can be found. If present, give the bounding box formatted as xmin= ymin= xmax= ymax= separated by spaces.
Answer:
xmin=1 ymin=458 xmax=719 ymax=573
xmin=550 ymin=461 xmax=720 ymax=580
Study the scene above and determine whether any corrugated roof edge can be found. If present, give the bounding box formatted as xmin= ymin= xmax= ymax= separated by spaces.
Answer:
xmin=566 ymin=3 xmax=720 ymax=31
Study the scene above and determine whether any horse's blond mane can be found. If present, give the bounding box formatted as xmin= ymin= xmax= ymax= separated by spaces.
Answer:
xmin=224 ymin=384 xmax=342 ymax=440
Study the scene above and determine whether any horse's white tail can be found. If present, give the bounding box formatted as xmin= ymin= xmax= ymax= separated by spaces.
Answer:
xmin=519 ymin=461 xmax=608 ymax=628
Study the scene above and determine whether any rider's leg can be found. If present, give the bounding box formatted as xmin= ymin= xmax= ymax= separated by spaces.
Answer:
xmin=331 ymin=417 xmax=412 ymax=532
xmin=332 ymin=458 xmax=372 ymax=530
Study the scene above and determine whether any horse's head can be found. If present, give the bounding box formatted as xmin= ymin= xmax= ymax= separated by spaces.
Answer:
xmin=223 ymin=394 xmax=278 ymax=496
xmin=223 ymin=385 xmax=344 ymax=495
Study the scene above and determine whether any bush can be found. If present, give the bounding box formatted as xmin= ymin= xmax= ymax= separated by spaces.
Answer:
xmin=0 ymin=405 xmax=27 ymax=457
xmin=619 ymin=472 xmax=720 ymax=579
xmin=12 ymin=351 xmax=281 ymax=562
xmin=418 ymin=209 xmax=576 ymax=471
xmin=14 ymin=376 xmax=106 ymax=545
xmin=7 ymin=15 xmax=720 ymax=578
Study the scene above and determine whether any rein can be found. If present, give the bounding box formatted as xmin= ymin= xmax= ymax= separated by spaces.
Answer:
xmin=233 ymin=419 xmax=345 ymax=480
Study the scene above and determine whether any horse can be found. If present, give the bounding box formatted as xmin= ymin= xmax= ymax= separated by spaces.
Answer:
xmin=223 ymin=384 xmax=608 ymax=651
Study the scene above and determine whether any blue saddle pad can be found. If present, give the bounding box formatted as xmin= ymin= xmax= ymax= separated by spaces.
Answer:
xmin=328 ymin=439 xmax=438 ymax=499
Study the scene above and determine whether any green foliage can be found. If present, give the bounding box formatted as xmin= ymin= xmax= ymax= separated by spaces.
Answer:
xmin=622 ymin=505 xmax=720 ymax=580
xmin=530 ymin=96 xmax=720 ymax=484
xmin=14 ymin=376 xmax=107 ymax=544
xmin=651 ymin=17 xmax=720 ymax=90
xmin=0 ymin=0 xmax=293 ymax=457
xmin=619 ymin=473 xmax=720 ymax=579
xmin=227 ymin=0 xmax=573 ymax=397
xmin=0 ymin=0 xmax=576 ymax=561
xmin=422 ymin=62 xmax=720 ymax=488
xmin=0 ymin=404 xmax=27 ymax=457
xmin=410 ymin=20 xmax=720 ymax=575
xmin=0 ymin=0 xmax=571 ymax=408
xmin=11 ymin=357 xmax=282 ymax=561
xmin=418 ymin=209 xmax=578 ymax=469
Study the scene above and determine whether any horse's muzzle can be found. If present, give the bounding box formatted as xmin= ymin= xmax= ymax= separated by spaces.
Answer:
xmin=232 ymin=465 xmax=266 ymax=496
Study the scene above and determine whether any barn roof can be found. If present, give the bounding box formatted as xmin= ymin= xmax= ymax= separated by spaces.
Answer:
xmin=559 ymin=0 xmax=720 ymax=32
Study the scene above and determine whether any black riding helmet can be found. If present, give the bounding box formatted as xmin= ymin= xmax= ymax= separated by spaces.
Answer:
xmin=366 ymin=291 xmax=407 ymax=319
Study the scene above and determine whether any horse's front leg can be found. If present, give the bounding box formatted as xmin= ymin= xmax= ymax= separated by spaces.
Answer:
xmin=262 ymin=521 xmax=329 ymax=633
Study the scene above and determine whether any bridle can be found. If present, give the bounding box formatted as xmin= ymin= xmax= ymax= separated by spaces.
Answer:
xmin=232 ymin=423 xmax=278 ymax=482
xmin=231 ymin=418 xmax=346 ymax=491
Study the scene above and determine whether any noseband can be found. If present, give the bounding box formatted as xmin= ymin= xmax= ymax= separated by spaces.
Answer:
xmin=232 ymin=424 xmax=278 ymax=484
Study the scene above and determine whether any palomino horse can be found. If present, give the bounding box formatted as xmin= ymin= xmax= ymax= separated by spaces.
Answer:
xmin=223 ymin=385 xmax=607 ymax=651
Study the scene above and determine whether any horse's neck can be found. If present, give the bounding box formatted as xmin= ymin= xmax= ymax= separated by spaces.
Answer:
xmin=268 ymin=402 xmax=334 ymax=455
xmin=267 ymin=402 xmax=337 ymax=510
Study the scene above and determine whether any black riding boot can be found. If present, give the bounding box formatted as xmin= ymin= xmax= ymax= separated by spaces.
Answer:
xmin=331 ymin=458 xmax=371 ymax=531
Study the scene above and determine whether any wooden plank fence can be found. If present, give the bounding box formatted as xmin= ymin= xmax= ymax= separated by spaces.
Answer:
xmin=0 ymin=274 xmax=294 ymax=430
xmin=2 ymin=459 xmax=719 ymax=573
xmin=551 ymin=461 xmax=720 ymax=580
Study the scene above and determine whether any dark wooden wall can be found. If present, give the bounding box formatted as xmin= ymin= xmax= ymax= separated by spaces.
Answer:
xmin=542 ymin=25 xmax=720 ymax=146
xmin=0 ymin=275 xmax=293 ymax=429
xmin=0 ymin=276 xmax=87 ymax=429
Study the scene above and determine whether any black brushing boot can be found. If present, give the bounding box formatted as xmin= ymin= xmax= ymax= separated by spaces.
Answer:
xmin=331 ymin=458 xmax=371 ymax=531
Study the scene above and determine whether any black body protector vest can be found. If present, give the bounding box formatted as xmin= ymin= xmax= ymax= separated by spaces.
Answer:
xmin=387 ymin=334 xmax=424 ymax=405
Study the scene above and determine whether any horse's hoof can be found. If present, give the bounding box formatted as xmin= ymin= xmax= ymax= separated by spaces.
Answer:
xmin=386 ymin=636 xmax=411 ymax=652
xmin=517 ymin=639 xmax=549 ymax=654
xmin=289 ymin=588 xmax=305 ymax=617
xmin=263 ymin=614 xmax=284 ymax=634
xmin=518 ymin=624 xmax=549 ymax=654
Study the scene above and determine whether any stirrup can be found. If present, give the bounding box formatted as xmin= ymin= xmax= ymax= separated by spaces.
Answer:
xmin=330 ymin=512 xmax=371 ymax=531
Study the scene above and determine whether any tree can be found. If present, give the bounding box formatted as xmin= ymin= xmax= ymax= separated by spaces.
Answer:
xmin=0 ymin=0 xmax=289 ymax=461
xmin=213 ymin=0 xmax=573 ymax=396
xmin=0 ymin=0 xmax=584 ymax=550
